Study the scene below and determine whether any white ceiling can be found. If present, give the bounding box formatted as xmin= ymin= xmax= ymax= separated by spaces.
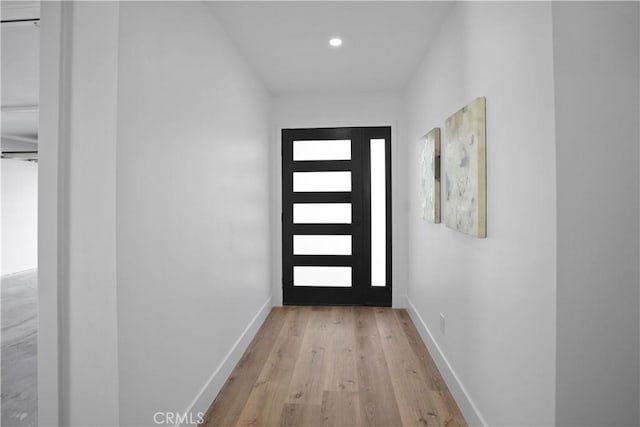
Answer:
xmin=0 ymin=1 xmax=452 ymax=151
xmin=208 ymin=1 xmax=453 ymax=94
xmin=1 ymin=1 xmax=40 ymax=152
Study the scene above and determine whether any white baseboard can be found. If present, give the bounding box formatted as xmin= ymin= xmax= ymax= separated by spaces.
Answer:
xmin=406 ymin=297 xmax=486 ymax=427
xmin=179 ymin=296 xmax=272 ymax=427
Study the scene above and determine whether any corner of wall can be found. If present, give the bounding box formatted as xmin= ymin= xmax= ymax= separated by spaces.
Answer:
xmin=179 ymin=296 xmax=272 ymax=427
xmin=553 ymin=2 xmax=640 ymax=425
xmin=395 ymin=294 xmax=408 ymax=309
xmin=43 ymin=1 xmax=122 ymax=424
xmin=38 ymin=1 xmax=65 ymax=424
xmin=405 ymin=298 xmax=486 ymax=427
xmin=270 ymin=121 xmax=284 ymax=307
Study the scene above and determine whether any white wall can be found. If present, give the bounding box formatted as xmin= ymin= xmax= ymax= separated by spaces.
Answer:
xmin=38 ymin=2 xmax=272 ymax=425
xmin=553 ymin=2 xmax=640 ymax=426
xmin=271 ymin=91 xmax=406 ymax=307
xmin=116 ymin=2 xmax=271 ymax=425
xmin=1 ymin=159 xmax=38 ymax=275
xmin=56 ymin=2 xmax=121 ymax=425
xmin=403 ymin=3 xmax=557 ymax=425
xmin=38 ymin=3 xmax=64 ymax=423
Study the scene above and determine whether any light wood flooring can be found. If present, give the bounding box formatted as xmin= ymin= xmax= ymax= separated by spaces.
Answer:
xmin=202 ymin=306 xmax=466 ymax=427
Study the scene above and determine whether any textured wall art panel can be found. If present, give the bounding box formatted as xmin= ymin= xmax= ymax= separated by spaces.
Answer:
xmin=444 ymin=97 xmax=486 ymax=238
xmin=419 ymin=127 xmax=441 ymax=223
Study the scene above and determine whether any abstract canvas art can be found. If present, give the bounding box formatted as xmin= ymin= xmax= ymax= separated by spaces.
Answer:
xmin=419 ymin=128 xmax=440 ymax=223
xmin=444 ymin=97 xmax=486 ymax=238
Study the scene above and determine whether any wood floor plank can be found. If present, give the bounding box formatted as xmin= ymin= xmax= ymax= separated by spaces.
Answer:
xmin=354 ymin=307 xmax=403 ymax=426
xmin=375 ymin=308 xmax=443 ymax=427
xmin=323 ymin=307 xmax=358 ymax=393
xmin=395 ymin=309 xmax=467 ymax=427
xmin=394 ymin=310 xmax=448 ymax=391
xmin=320 ymin=391 xmax=361 ymax=426
xmin=203 ymin=307 xmax=467 ymax=427
xmin=201 ymin=307 xmax=287 ymax=427
xmin=286 ymin=308 xmax=333 ymax=405
xmin=235 ymin=306 xmax=311 ymax=426
xmin=280 ymin=403 xmax=323 ymax=427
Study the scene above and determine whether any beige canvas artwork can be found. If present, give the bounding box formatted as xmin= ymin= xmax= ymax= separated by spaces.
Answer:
xmin=419 ymin=128 xmax=441 ymax=223
xmin=444 ymin=97 xmax=486 ymax=238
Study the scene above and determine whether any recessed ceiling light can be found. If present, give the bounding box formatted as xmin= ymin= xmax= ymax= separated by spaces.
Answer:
xmin=329 ymin=38 xmax=342 ymax=47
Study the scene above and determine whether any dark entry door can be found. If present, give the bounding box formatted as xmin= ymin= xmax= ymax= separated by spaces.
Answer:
xmin=282 ymin=127 xmax=391 ymax=306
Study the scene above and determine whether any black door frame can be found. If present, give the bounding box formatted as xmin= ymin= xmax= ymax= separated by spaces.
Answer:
xmin=281 ymin=127 xmax=392 ymax=306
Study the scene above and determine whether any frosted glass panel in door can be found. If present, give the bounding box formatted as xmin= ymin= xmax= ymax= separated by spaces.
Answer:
xmin=370 ymin=138 xmax=386 ymax=287
xmin=293 ymin=171 xmax=351 ymax=192
xmin=293 ymin=140 xmax=351 ymax=161
xmin=293 ymin=203 xmax=352 ymax=224
xmin=293 ymin=235 xmax=352 ymax=255
xmin=293 ymin=266 xmax=352 ymax=287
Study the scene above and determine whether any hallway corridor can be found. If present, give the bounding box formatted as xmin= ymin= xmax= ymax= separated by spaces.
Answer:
xmin=203 ymin=306 xmax=466 ymax=426
xmin=20 ymin=2 xmax=639 ymax=425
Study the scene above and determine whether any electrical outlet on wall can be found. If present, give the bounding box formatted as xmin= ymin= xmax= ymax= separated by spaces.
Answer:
xmin=440 ymin=313 xmax=445 ymax=334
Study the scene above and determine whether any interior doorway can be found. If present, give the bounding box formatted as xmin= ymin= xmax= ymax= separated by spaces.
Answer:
xmin=282 ymin=127 xmax=392 ymax=306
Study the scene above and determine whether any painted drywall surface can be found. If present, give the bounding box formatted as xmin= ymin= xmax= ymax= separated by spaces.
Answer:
xmin=116 ymin=2 xmax=271 ymax=425
xmin=37 ymin=3 xmax=63 ymax=423
xmin=404 ymin=2 xmax=557 ymax=425
xmin=553 ymin=2 xmax=640 ymax=426
xmin=271 ymin=91 xmax=406 ymax=307
xmin=44 ymin=2 xmax=121 ymax=425
xmin=1 ymin=159 xmax=37 ymax=275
